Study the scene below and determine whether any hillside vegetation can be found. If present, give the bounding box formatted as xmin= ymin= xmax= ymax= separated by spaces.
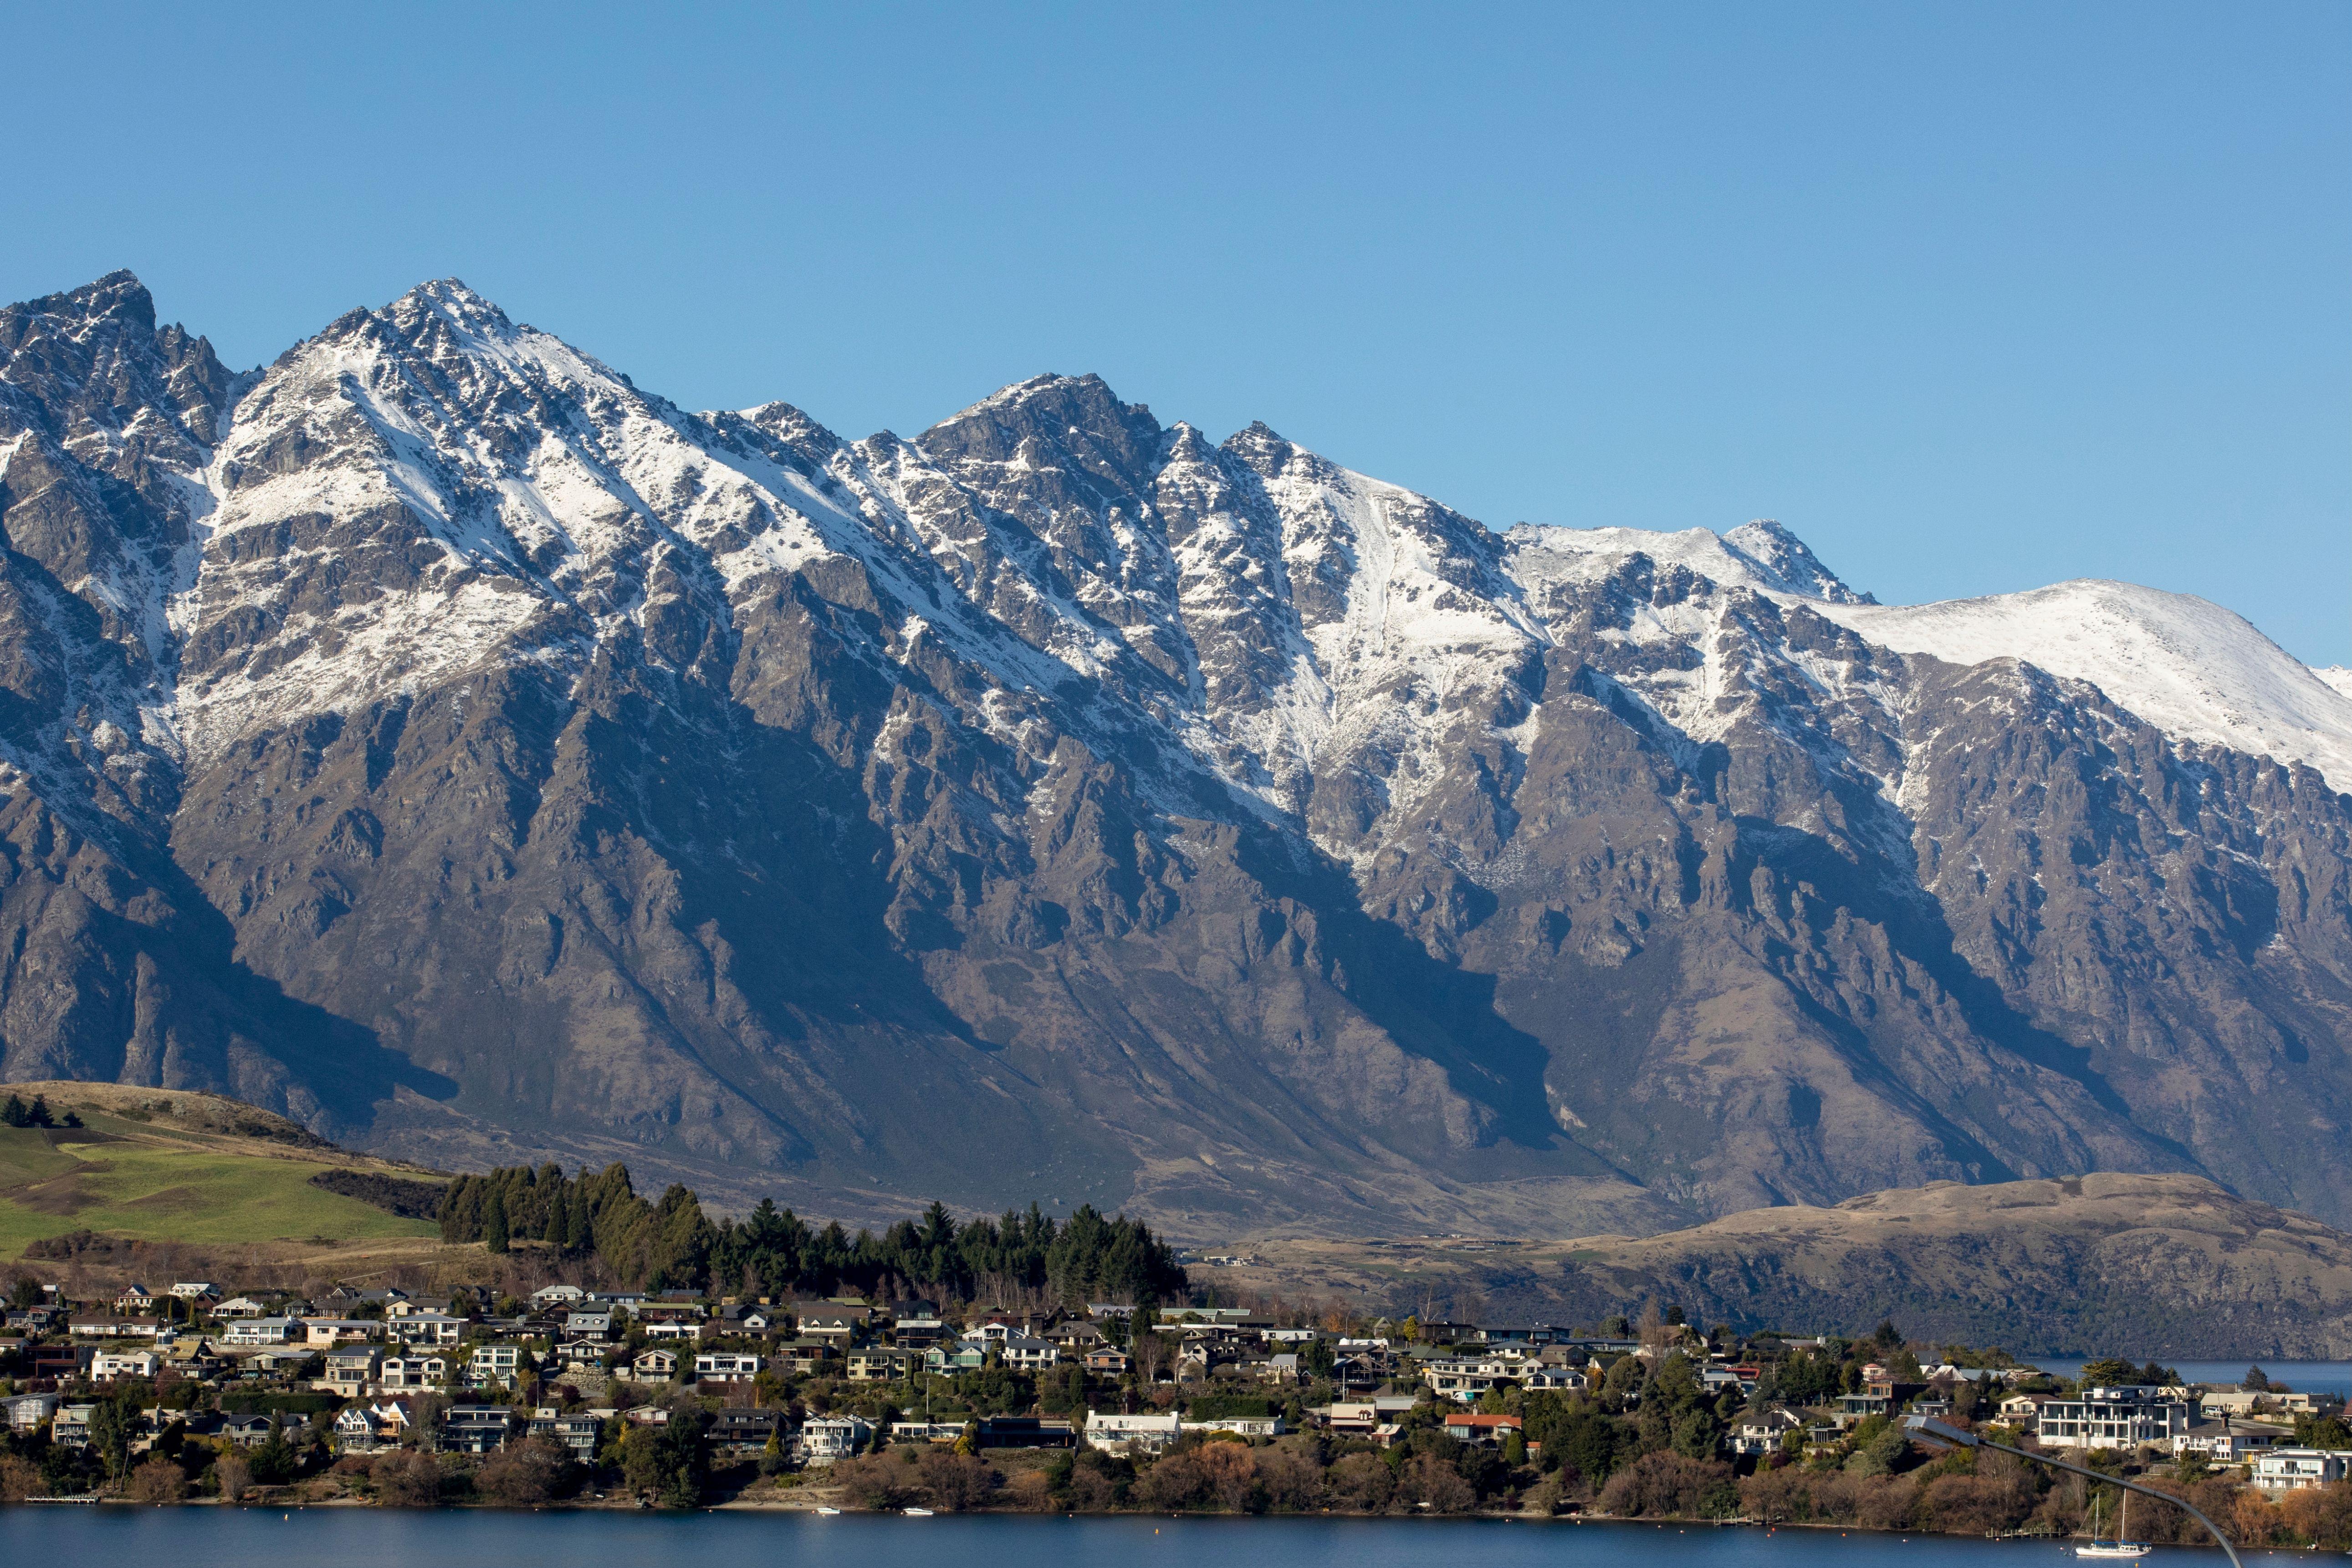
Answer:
xmin=1213 ymin=1173 xmax=2352 ymax=1358
xmin=0 ymin=1082 xmax=442 ymax=1261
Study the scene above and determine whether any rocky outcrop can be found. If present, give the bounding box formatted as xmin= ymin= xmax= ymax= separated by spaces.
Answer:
xmin=0 ymin=270 xmax=2347 ymax=1237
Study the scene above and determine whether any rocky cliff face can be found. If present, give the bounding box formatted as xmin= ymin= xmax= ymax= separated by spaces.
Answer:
xmin=2 ymin=271 xmax=2348 ymax=1236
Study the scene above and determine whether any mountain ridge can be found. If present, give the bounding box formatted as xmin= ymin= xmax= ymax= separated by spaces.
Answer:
xmin=0 ymin=269 xmax=2346 ymax=1240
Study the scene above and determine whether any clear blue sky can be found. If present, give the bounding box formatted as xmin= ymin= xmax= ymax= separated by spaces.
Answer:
xmin=8 ymin=2 xmax=2345 ymax=660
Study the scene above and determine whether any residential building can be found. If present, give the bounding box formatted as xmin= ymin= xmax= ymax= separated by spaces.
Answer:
xmin=799 ymin=1414 xmax=874 ymax=1463
xmin=531 ymin=1285 xmax=588 ymax=1307
xmin=564 ymin=1310 xmax=615 ymax=1340
xmin=2254 ymin=1449 xmax=2352 ymax=1492
xmin=693 ymin=1352 xmax=763 ymax=1383
xmin=2035 ymin=1387 xmax=2193 ymax=1451
xmin=220 ymin=1413 xmax=277 ymax=1448
xmin=389 ymin=1314 xmax=467 ymax=1347
xmin=528 ymin=1408 xmax=605 ymax=1458
xmin=303 ymin=1318 xmax=381 ymax=1347
xmin=92 ymin=1349 xmax=162 ymax=1383
xmin=847 ymin=1347 xmax=917 ymax=1382
xmin=1085 ymin=1348 xmax=1132 ymax=1376
xmin=641 ymin=1320 xmax=707 ymax=1343
xmin=5 ymin=1393 xmax=60 ymax=1433
xmin=1440 ymin=1412 xmax=1520 ymax=1448
xmin=631 ymin=1348 xmax=680 ymax=1381
xmin=892 ymin=1317 xmax=950 ymax=1348
xmin=224 ymin=1317 xmax=296 ymax=1347
xmin=114 ymin=1286 xmax=157 ymax=1314
xmin=1521 ymin=1366 xmax=1587 ymax=1393
xmin=51 ymin=1404 xmax=97 ymax=1447
xmin=976 ymin=1417 xmax=1076 ymax=1449
xmin=1733 ymin=1409 xmax=1806 ymax=1457
xmin=212 ymin=1296 xmax=272 ymax=1319
xmin=321 ymin=1349 xmax=381 ymax=1395
xmin=168 ymin=1282 xmax=221 ymax=1302
xmin=380 ymin=1356 xmax=448 ymax=1390
xmin=467 ymin=1344 xmax=525 ymax=1388
xmin=891 ymin=1421 xmax=968 ymax=1445
xmin=925 ymin=1344 xmax=984 ymax=1374
xmin=69 ymin=1315 xmax=160 ymax=1339
xmin=442 ymin=1405 xmax=518 ymax=1454
xmin=1189 ymin=1414 xmax=1285 ymax=1440
xmin=2175 ymin=1420 xmax=2280 ymax=1465
xmin=1422 ymin=1355 xmax=1521 ymax=1403
xmin=999 ymin=1334 xmax=1060 ymax=1371
xmin=708 ymin=1408 xmax=783 ymax=1454
xmin=2203 ymin=1389 xmax=2321 ymax=1417
xmin=1085 ymin=1410 xmax=1181 ymax=1456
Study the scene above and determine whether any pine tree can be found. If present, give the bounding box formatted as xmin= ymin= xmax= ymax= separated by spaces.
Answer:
xmin=566 ymin=1191 xmax=591 ymax=1254
xmin=26 ymin=1095 xmax=52 ymax=1128
xmin=543 ymin=1185 xmax=570 ymax=1248
xmin=0 ymin=1093 xmax=25 ymax=1128
xmin=485 ymin=1188 xmax=510 ymax=1254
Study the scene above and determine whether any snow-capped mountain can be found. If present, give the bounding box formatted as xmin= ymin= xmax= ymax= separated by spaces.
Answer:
xmin=2 ymin=270 xmax=2348 ymax=1236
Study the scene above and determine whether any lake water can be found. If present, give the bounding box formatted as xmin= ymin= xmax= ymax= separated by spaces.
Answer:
xmin=0 ymin=1507 xmax=2301 ymax=1566
xmin=2026 ymin=1359 xmax=2352 ymax=1399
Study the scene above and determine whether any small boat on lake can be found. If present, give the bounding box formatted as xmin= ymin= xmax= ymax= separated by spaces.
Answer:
xmin=2076 ymin=1491 xmax=2151 ymax=1558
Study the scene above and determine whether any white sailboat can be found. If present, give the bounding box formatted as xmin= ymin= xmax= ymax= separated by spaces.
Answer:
xmin=2077 ymin=1489 xmax=2152 ymax=1559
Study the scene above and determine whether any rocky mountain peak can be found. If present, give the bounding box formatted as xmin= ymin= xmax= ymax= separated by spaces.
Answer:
xmin=1722 ymin=517 xmax=1875 ymax=604
xmin=0 ymin=271 xmax=2348 ymax=1245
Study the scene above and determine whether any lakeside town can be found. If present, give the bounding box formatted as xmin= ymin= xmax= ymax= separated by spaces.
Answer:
xmin=5 ymin=1264 xmax=2352 ymax=1549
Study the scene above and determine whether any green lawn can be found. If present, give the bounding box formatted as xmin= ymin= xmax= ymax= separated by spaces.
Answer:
xmin=0 ymin=1127 xmax=439 ymax=1258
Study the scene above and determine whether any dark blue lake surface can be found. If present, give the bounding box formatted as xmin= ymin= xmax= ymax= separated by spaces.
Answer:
xmin=2028 ymin=1360 xmax=2352 ymax=1399
xmin=0 ymin=1507 xmax=2299 ymax=1565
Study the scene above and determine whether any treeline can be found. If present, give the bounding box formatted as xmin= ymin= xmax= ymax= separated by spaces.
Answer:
xmin=437 ymin=1166 xmax=1186 ymax=1303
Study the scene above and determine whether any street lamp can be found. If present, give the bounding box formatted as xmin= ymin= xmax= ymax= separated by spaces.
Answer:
xmin=1904 ymin=1415 xmax=2241 ymax=1566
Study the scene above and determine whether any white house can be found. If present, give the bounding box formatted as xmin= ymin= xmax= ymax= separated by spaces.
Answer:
xmin=224 ymin=1317 xmax=296 ymax=1347
xmin=532 ymin=1284 xmax=588 ymax=1307
xmin=798 ymin=1415 xmax=874 ymax=1463
xmin=1085 ymin=1409 xmax=1181 ymax=1456
xmin=2255 ymin=1448 xmax=2352 ymax=1492
xmin=694 ymin=1352 xmax=763 ymax=1381
xmin=468 ymin=1344 xmax=525 ymax=1387
xmin=303 ymin=1318 xmax=381 ymax=1347
xmin=2175 ymin=1420 xmax=2279 ymax=1464
xmin=92 ymin=1349 xmax=161 ymax=1383
xmin=1733 ymin=1408 xmax=1805 ymax=1456
xmin=2034 ymin=1387 xmax=2191 ymax=1451
xmin=999 ymin=1334 xmax=1059 ymax=1371
xmin=389 ymin=1314 xmax=467 ymax=1347
xmin=380 ymin=1355 xmax=449 ymax=1390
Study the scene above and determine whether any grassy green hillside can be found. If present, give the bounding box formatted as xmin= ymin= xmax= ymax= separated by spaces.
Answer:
xmin=0 ymin=1095 xmax=441 ymax=1260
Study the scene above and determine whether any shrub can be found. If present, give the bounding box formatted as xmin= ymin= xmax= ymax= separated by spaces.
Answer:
xmin=478 ymin=1439 xmax=571 ymax=1507
xmin=915 ymin=1451 xmax=996 ymax=1512
xmin=1598 ymin=1451 xmax=1733 ymax=1519
xmin=1132 ymin=1449 xmax=1207 ymax=1511
xmin=1326 ymin=1452 xmax=1392 ymax=1512
xmin=829 ymin=1453 xmax=913 ymax=1510
xmin=129 ymin=1459 xmax=188 ymax=1503
xmin=1400 ymin=1452 xmax=1474 ymax=1514
xmin=371 ymin=1450 xmax=444 ymax=1508
xmin=1254 ymin=1447 xmax=1323 ymax=1512
xmin=0 ymin=1456 xmax=42 ymax=1502
xmin=1195 ymin=1442 xmax=1259 ymax=1512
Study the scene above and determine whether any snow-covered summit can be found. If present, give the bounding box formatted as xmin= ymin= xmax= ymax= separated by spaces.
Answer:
xmin=1819 ymin=582 xmax=2352 ymax=789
